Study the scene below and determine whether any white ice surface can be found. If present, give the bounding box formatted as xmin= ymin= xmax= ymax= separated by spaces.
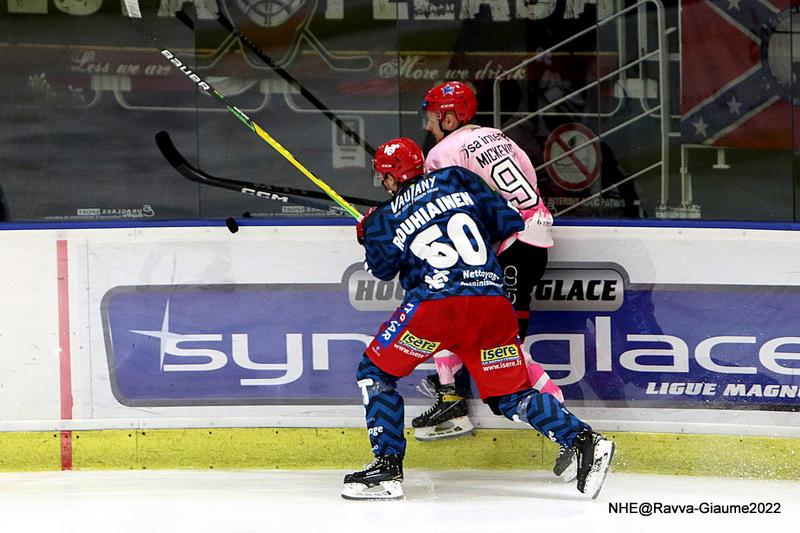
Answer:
xmin=0 ymin=469 xmax=797 ymax=533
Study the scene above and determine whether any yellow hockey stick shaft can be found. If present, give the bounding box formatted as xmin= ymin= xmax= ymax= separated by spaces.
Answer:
xmin=164 ymin=50 xmax=364 ymax=220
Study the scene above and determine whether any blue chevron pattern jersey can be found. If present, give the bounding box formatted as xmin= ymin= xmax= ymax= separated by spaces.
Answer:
xmin=360 ymin=166 xmax=524 ymax=303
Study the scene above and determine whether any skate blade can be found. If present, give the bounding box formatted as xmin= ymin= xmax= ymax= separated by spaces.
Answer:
xmin=582 ymin=440 xmax=615 ymax=499
xmin=341 ymin=480 xmax=404 ymax=500
xmin=413 ymin=416 xmax=475 ymax=442
xmin=555 ymin=458 xmax=578 ymax=483
xmin=553 ymin=447 xmax=578 ymax=482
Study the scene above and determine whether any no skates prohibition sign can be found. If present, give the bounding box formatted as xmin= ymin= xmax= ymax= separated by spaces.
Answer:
xmin=544 ymin=123 xmax=601 ymax=190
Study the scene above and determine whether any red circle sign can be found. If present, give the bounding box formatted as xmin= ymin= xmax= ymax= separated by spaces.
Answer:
xmin=544 ymin=123 xmax=602 ymax=191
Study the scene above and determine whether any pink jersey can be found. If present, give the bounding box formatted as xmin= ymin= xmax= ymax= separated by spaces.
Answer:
xmin=425 ymin=125 xmax=553 ymax=248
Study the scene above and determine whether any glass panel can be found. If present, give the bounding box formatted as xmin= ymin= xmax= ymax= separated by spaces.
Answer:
xmin=192 ymin=0 xmax=398 ymax=219
xmin=0 ymin=4 xmax=200 ymax=221
xmin=678 ymin=0 xmax=794 ymax=221
xmin=1 ymin=0 xmax=798 ymax=223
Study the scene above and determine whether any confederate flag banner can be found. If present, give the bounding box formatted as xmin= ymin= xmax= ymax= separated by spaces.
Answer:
xmin=681 ymin=0 xmax=800 ymax=150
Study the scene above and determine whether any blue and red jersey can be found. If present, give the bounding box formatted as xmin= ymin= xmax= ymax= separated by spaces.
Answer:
xmin=360 ymin=166 xmax=524 ymax=303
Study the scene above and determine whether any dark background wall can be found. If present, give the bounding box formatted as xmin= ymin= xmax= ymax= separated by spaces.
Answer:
xmin=0 ymin=0 xmax=796 ymax=223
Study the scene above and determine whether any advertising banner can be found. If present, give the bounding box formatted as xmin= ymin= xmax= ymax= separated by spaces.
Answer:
xmin=529 ymin=265 xmax=800 ymax=409
xmin=102 ymin=280 xmax=382 ymax=406
xmin=101 ymin=258 xmax=800 ymax=410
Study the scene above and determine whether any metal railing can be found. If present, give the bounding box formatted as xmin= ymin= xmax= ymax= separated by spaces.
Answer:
xmin=492 ymin=0 xmax=671 ymax=215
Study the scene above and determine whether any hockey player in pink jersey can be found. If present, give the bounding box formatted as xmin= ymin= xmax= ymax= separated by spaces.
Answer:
xmin=414 ymin=80 xmax=576 ymax=482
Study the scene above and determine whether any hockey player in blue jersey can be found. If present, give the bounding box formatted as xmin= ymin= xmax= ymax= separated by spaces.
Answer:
xmin=341 ymin=137 xmax=614 ymax=501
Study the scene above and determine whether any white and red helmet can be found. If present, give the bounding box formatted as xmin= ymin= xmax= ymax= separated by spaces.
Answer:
xmin=422 ymin=81 xmax=478 ymax=123
xmin=372 ymin=137 xmax=425 ymax=185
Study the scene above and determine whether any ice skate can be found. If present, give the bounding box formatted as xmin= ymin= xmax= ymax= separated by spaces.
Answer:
xmin=553 ymin=444 xmax=578 ymax=482
xmin=341 ymin=455 xmax=404 ymax=500
xmin=572 ymin=428 xmax=615 ymax=499
xmin=412 ymin=380 xmax=474 ymax=441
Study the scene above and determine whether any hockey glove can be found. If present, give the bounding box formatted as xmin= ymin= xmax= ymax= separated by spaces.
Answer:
xmin=356 ymin=207 xmax=376 ymax=245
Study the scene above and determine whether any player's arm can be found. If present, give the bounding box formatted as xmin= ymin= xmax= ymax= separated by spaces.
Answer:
xmin=484 ymin=196 xmax=525 ymax=244
xmin=423 ymin=142 xmax=463 ymax=174
xmin=461 ymin=168 xmax=524 ymax=242
xmin=364 ymin=244 xmax=401 ymax=281
xmin=499 ymin=147 xmax=542 ymax=210
xmin=360 ymin=208 xmax=402 ymax=281
xmin=515 ymin=145 xmax=540 ymax=189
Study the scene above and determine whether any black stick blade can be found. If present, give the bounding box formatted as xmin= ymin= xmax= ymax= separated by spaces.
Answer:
xmin=155 ymin=130 xmax=188 ymax=170
xmin=154 ymin=130 xmax=380 ymax=211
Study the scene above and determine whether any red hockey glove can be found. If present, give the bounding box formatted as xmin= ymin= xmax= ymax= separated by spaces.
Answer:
xmin=356 ymin=207 xmax=376 ymax=245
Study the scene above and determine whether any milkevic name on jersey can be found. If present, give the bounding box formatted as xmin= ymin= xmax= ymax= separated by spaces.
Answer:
xmin=458 ymin=131 xmax=515 ymax=168
xmin=426 ymin=124 xmax=553 ymax=249
xmin=360 ymin=166 xmax=524 ymax=303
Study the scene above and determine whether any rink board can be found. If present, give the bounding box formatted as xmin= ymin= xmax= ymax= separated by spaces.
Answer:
xmin=1 ymin=428 xmax=799 ymax=480
xmin=0 ymin=219 xmax=798 ymax=472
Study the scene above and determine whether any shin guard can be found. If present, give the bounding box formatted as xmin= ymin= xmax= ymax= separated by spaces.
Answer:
xmin=356 ymin=356 xmax=406 ymax=457
xmin=497 ymin=389 xmax=588 ymax=447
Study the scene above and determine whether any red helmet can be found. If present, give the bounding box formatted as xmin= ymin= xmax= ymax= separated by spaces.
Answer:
xmin=372 ymin=137 xmax=425 ymax=185
xmin=422 ymin=81 xmax=478 ymax=123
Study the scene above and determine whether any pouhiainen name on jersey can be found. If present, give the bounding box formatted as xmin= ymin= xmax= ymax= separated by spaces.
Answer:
xmin=392 ymin=191 xmax=475 ymax=250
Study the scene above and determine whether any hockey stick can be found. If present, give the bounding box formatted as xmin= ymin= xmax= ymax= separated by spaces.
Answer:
xmin=155 ymin=130 xmax=380 ymax=211
xmin=122 ymin=0 xmax=363 ymax=220
xmin=175 ymin=7 xmax=376 ymax=157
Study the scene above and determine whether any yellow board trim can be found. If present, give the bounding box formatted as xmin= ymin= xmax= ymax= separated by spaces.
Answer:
xmin=1 ymin=429 xmax=797 ymax=480
xmin=0 ymin=432 xmax=61 ymax=471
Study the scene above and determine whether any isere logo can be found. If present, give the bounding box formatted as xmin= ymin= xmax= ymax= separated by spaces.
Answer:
xmin=398 ymin=331 xmax=440 ymax=355
xmin=480 ymin=344 xmax=520 ymax=364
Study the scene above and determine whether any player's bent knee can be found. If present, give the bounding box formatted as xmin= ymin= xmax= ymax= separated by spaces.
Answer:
xmin=356 ymin=354 xmax=397 ymax=382
xmin=496 ymin=389 xmax=537 ymax=421
xmin=356 ymin=355 xmax=398 ymax=405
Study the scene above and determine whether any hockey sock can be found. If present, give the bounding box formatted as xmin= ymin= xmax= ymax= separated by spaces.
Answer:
xmin=453 ymin=365 xmax=473 ymax=398
xmin=526 ymin=363 xmax=564 ymax=403
xmin=433 ymin=351 xmax=462 ymax=386
xmin=356 ymin=356 xmax=406 ymax=457
xmin=497 ymin=389 xmax=588 ymax=447
xmin=520 ymin=346 xmax=564 ymax=402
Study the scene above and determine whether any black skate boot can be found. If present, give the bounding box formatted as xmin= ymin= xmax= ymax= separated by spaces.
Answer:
xmin=341 ymin=455 xmax=404 ymax=500
xmin=412 ymin=383 xmax=473 ymax=441
xmin=553 ymin=444 xmax=578 ymax=482
xmin=572 ymin=427 xmax=615 ymax=499
xmin=416 ymin=368 xmax=472 ymax=399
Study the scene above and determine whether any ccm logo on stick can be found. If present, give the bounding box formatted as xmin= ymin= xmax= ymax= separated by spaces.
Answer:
xmin=240 ymin=188 xmax=289 ymax=202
